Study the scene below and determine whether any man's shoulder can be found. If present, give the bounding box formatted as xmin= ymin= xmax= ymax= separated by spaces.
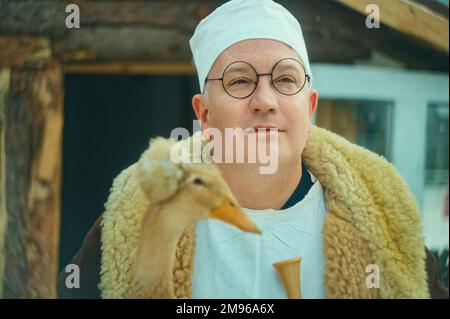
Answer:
xmin=305 ymin=125 xmax=423 ymax=243
xmin=305 ymin=126 xmax=406 ymax=195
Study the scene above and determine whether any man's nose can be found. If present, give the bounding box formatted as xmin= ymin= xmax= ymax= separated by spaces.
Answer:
xmin=248 ymin=76 xmax=279 ymax=114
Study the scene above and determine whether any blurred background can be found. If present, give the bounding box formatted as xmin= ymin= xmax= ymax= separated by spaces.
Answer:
xmin=0 ymin=0 xmax=448 ymax=298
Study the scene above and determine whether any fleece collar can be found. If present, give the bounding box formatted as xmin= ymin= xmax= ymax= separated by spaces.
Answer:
xmin=99 ymin=126 xmax=429 ymax=298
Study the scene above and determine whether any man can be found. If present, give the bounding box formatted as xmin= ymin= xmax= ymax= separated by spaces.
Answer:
xmin=58 ymin=0 xmax=448 ymax=298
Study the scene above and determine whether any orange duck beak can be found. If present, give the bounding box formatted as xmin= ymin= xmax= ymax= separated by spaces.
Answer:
xmin=209 ymin=199 xmax=261 ymax=234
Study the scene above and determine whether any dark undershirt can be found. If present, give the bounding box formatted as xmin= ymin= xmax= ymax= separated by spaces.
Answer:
xmin=281 ymin=162 xmax=314 ymax=210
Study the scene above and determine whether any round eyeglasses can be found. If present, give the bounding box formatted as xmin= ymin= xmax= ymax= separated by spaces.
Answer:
xmin=204 ymin=58 xmax=310 ymax=99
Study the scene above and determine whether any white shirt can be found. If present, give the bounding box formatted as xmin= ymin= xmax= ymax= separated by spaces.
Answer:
xmin=192 ymin=176 xmax=327 ymax=299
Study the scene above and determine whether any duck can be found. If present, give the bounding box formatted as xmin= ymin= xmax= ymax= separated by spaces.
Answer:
xmin=130 ymin=136 xmax=261 ymax=298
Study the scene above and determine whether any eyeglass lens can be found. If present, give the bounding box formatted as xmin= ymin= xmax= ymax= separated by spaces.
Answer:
xmin=221 ymin=59 xmax=306 ymax=98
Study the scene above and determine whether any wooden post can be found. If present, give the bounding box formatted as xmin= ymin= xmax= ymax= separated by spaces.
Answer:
xmin=0 ymin=37 xmax=51 ymax=69
xmin=2 ymin=63 xmax=63 ymax=298
xmin=0 ymin=68 xmax=10 ymax=299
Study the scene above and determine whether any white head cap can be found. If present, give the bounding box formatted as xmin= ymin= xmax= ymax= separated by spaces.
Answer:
xmin=189 ymin=0 xmax=312 ymax=93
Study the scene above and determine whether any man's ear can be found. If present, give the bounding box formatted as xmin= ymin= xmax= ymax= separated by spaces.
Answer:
xmin=192 ymin=94 xmax=209 ymax=130
xmin=308 ymin=88 xmax=319 ymax=121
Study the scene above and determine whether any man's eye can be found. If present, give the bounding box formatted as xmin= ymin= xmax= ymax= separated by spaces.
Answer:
xmin=229 ymin=78 xmax=251 ymax=86
xmin=275 ymin=76 xmax=295 ymax=83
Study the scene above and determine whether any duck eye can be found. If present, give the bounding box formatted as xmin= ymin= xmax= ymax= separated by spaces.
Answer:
xmin=192 ymin=177 xmax=205 ymax=186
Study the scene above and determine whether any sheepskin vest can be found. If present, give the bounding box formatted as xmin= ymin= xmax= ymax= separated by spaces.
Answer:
xmin=99 ymin=126 xmax=429 ymax=299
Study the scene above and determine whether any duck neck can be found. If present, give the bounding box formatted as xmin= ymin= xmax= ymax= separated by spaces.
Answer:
xmin=132 ymin=204 xmax=187 ymax=298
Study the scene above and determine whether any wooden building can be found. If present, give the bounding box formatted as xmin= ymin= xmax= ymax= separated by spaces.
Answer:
xmin=0 ymin=0 xmax=448 ymax=298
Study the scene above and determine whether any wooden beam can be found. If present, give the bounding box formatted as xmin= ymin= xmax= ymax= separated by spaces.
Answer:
xmin=414 ymin=0 xmax=449 ymax=18
xmin=64 ymin=62 xmax=196 ymax=74
xmin=1 ymin=0 xmax=447 ymax=70
xmin=0 ymin=68 xmax=9 ymax=299
xmin=0 ymin=37 xmax=51 ymax=69
xmin=0 ymin=0 xmax=218 ymax=35
xmin=2 ymin=64 xmax=62 ymax=298
xmin=53 ymin=27 xmax=192 ymax=62
xmin=279 ymin=0 xmax=447 ymax=71
xmin=336 ymin=0 xmax=449 ymax=53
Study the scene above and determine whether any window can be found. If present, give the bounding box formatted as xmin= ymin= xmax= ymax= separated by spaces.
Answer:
xmin=423 ymin=102 xmax=449 ymax=251
xmin=315 ymin=99 xmax=393 ymax=159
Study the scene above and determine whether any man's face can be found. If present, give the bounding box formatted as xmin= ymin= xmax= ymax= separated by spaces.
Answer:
xmin=192 ymin=39 xmax=318 ymax=168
